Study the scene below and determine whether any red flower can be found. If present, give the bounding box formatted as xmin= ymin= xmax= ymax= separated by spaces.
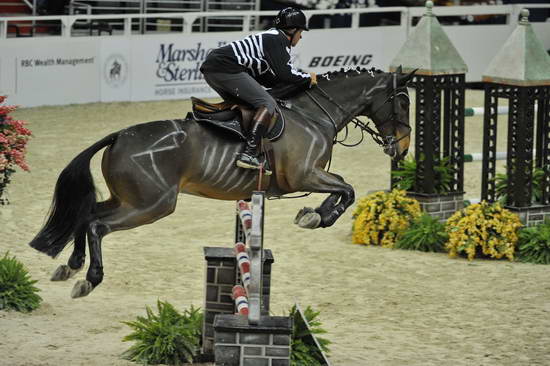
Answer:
xmin=0 ymin=96 xmax=32 ymax=176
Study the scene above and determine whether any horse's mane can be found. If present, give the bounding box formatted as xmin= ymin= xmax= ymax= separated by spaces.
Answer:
xmin=268 ymin=67 xmax=386 ymax=99
xmin=318 ymin=67 xmax=385 ymax=82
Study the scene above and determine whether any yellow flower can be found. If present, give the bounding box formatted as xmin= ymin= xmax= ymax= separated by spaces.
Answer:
xmin=352 ymin=189 xmax=421 ymax=248
xmin=445 ymin=201 xmax=522 ymax=261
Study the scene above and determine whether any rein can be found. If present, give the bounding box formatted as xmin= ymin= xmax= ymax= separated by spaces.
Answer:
xmin=269 ymin=73 xmax=411 ymax=201
xmin=308 ymin=86 xmax=383 ymax=148
xmin=306 ymin=74 xmax=411 ymax=149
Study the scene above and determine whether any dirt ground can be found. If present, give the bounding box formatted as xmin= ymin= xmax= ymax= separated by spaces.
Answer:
xmin=1 ymin=91 xmax=549 ymax=366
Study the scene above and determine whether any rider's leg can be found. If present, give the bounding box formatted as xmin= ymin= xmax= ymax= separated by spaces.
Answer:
xmin=202 ymin=72 xmax=277 ymax=173
xmin=203 ymin=72 xmax=240 ymax=105
xmin=236 ymin=106 xmax=273 ymax=171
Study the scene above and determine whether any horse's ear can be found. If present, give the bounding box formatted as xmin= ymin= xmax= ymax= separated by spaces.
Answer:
xmin=400 ymin=68 xmax=418 ymax=85
xmin=407 ymin=68 xmax=418 ymax=80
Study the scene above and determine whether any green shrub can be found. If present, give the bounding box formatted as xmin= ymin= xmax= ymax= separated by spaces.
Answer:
xmin=290 ymin=305 xmax=331 ymax=366
xmin=391 ymin=155 xmax=455 ymax=194
xmin=517 ymin=220 xmax=550 ymax=264
xmin=122 ymin=300 xmax=203 ymax=365
xmin=391 ymin=156 xmax=417 ymax=191
xmin=395 ymin=213 xmax=448 ymax=252
xmin=0 ymin=252 xmax=42 ymax=312
xmin=494 ymin=166 xmax=544 ymax=204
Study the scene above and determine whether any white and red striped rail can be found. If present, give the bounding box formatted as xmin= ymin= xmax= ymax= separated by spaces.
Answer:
xmin=231 ymin=192 xmax=264 ymax=325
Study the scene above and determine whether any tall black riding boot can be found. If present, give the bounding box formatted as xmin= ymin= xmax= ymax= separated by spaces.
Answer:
xmin=236 ymin=106 xmax=272 ymax=175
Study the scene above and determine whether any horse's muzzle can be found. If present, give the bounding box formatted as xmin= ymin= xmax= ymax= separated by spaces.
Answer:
xmin=384 ymin=144 xmax=397 ymax=159
xmin=383 ymin=136 xmax=409 ymax=161
xmin=383 ymin=136 xmax=398 ymax=160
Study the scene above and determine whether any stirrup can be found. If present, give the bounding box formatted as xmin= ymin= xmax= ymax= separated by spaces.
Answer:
xmin=236 ymin=153 xmax=272 ymax=175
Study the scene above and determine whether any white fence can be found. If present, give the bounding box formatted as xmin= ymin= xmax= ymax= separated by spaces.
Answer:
xmin=0 ymin=5 xmax=549 ymax=107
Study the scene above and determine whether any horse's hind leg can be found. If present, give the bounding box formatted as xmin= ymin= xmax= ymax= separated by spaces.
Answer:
xmin=50 ymin=227 xmax=86 ymax=281
xmin=71 ymin=220 xmax=107 ymax=298
xmin=71 ymin=191 xmax=178 ymax=298
xmin=50 ymin=199 xmax=120 ymax=282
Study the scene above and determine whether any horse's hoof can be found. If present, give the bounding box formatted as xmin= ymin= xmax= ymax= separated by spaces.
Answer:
xmin=294 ymin=207 xmax=315 ymax=224
xmin=296 ymin=212 xmax=322 ymax=229
xmin=51 ymin=265 xmax=81 ymax=281
xmin=71 ymin=280 xmax=93 ymax=298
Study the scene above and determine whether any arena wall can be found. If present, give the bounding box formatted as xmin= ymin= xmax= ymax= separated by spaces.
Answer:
xmin=1 ymin=5 xmax=549 ymax=107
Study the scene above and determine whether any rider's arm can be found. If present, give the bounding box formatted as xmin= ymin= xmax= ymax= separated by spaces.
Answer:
xmin=309 ymin=72 xmax=317 ymax=86
xmin=255 ymin=70 xmax=279 ymax=88
xmin=263 ymin=34 xmax=311 ymax=85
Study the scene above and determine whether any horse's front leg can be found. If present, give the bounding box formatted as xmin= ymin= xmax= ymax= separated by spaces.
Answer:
xmin=295 ymin=171 xmax=355 ymax=229
xmin=294 ymin=193 xmax=338 ymax=227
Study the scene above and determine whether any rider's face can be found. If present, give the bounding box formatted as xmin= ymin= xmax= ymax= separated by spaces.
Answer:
xmin=291 ymin=30 xmax=303 ymax=47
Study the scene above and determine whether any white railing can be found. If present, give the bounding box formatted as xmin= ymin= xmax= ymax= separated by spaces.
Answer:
xmin=0 ymin=7 xmax=409 ymax=38
xmin=20 ymin=0 xmax=33 ymax=11
xmin=408 ymin=3 xmax=550 ymax=26
xmin=408 ymin=4 xmax=514 ymax=25
xmin=145 ymin=0 xmax=203 ymax=13
xmin=0 ymin=4 xmax=548 ymax=39
xmin=204 ymin=0 xmax=259 ymax=31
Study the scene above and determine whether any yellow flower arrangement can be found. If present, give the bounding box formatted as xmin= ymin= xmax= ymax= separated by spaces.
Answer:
xmin=445 ymin=201 xmax=522 ymax=261
xmin=352 ymin=190 xmax=422 ymax=247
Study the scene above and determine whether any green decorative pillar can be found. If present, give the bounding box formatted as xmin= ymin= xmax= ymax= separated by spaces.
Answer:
xmin=481 ymin=9 xmax=550 ymax=226
xmin=389 ymin=1 xmax=467 ymax=220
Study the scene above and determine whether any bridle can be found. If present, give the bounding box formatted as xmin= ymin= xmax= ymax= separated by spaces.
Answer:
xmin=304 ymin=73 xmax=412 ymax=153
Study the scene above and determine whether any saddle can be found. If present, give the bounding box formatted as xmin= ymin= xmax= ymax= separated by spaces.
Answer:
xmin=189 ymin=97 xmax=285 ymax=142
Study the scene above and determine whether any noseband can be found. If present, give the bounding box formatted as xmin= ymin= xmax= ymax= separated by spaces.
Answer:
xmin=370 ymin=73 xmax=412 ymax=143
xmin=305 ymin=73 xmax=412 ymax=151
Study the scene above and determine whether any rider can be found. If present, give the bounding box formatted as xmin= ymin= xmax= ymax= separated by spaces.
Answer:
xmin=200 ymin=7 xmax=317 ymax=174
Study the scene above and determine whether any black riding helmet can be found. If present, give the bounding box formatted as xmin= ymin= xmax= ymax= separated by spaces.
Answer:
xmin=274 ymin=7 xmax=309 ymax=34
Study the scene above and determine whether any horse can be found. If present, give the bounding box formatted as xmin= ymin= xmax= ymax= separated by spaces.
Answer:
xmin=29 ymin=66 xmax=415 ymax=298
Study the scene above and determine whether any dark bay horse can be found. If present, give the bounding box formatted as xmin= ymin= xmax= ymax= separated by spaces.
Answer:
xmin=29 ymin=67 xmax=414 ymax=298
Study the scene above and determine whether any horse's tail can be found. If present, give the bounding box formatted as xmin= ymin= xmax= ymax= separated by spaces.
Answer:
xmin=29 ymin=132 xmax=119 ymax=258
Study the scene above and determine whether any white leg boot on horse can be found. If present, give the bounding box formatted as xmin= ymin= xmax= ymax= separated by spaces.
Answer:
xmin=236 ymin=106 xmax=272 ymax=175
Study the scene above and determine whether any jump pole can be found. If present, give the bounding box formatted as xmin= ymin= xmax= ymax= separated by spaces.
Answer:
xmin=464 ymin=150 xmax=537 ymax=163
xmin=464 ymin=151 xmax=507 ymax=162
xmin=465 ymin=105 xmax=538 ymax=117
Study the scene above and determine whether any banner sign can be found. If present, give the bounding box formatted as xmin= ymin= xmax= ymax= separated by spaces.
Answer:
xmin=1 ymin=39 xmax=100 ymax=106
xmin=100 ymin=38 xmax=131 ymax=102
xmin=0 ymin=20 xmax=549 ymax=107
xmin=293 ymin=26 xmax=407 ymax=74
xmin=123 ymin=27 xmax=404 ymax=103
xmin=128 ymin=33 xmax=230 ymax=102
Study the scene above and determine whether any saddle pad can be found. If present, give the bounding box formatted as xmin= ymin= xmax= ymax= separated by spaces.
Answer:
xmin=190 ymin=106 xmax=285 ymax=142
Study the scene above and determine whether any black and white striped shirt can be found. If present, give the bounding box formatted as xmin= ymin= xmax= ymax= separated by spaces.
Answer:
xmin=201 ymin=29 xmax=311 ymax=87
